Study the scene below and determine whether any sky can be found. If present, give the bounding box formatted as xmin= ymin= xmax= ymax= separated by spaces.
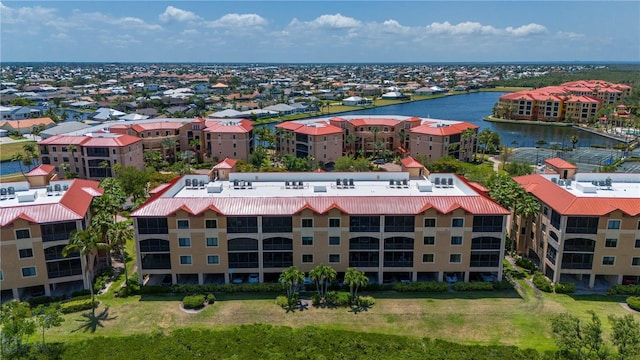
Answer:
xmin=1 ymin=1 xmax=639 ymax=63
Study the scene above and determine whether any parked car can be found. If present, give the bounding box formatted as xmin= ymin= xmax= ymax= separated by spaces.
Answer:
xmin=303 ymin=276 xmax=312 ymax=285
xmin=372 ymin=159 xmax=385 ymax=165
xmin=248 ymin=274 xmax=259 ymax=284
xmin=480 ymin=273 xmax=496 ymax=282
xmin=232 ymin=277 xmax=243 ymax=284
xmin=445 ymin=273 xmax=458 ymax=284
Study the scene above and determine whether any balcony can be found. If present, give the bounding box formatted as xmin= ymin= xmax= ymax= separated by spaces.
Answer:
xmin=141 ymin=254 xmax=171 ymax=270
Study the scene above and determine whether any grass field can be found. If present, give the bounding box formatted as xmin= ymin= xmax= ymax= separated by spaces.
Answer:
xmin=0 ymin=140 xmax=36 ymax=161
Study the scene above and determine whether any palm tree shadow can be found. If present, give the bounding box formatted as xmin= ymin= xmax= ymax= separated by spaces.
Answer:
xmin=72 ymin=307 xmax=117 ymax=333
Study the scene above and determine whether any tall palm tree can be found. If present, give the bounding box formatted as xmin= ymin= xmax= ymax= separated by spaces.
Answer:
xmin=107 ymin=219 xmax=134 ymax=286
xmin=161 ymin=138 xmax=177 ymax=164
xmin=461 ymin=128 xmax=476 ymax=162
xmin=11 ymin=152 xmax=26 ymax=176
xmin=63 ymin=228 xmax=109 ymax=317
xmin=279 ymin=266 xmax=305 ymax=307
xmin=396 ymin=129 xmax=407 ymax=156
xmin=570 ymin=135 xmax=579 ymax=149
xmin=309 ymin=264 xmax=337 ymax=304
xmin=345 ymin=134 xmax=355 ymax=156
xmin=514 ymin=193 xmax=541 ymax=255
xmin=371 ymin=126 xmax=380 ymax=157
xmin=343 ymin=268 xmax=368 ymax=304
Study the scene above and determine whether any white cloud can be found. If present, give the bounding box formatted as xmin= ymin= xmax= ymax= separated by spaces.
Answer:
xmin=113 ymin=17 xmax=162 ymax=31
xmin=0 ymin=2 xmax=57 ymax=24
xmin=556 ymin=31 xmax=585 ymax=40
xmin=506 ymin=23 xmax=547 ymax=36
xmin=301 ymin=13 xmax=362 ymax=29
xmin=206 ymin=13 xmax=267 ymax=28
xmin=159 ymin=6 xmax=200 ymax=23
xmin=426 ymin=21 xmax=499 ymax=35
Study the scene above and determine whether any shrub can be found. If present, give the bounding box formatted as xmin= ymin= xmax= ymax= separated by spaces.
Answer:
xmin=532 ymin=273 xmax=553 ymax=293
xmin=325 ymin=291 xmax=350 ymax=306
xmin=393 ymin=281 xmax=448 ymax=292
xmin=182 ymin=294 xmax=206 ymax=310
xmin=71 ymin=289 xmax=91 ymax=298
xmin=608 ymin=285 xmax=640 ymax=296
xmin=311 ymin=294 xmax=321 ymax=307
xmin=139 ymin=286 xmax=171 ymax=295
xmin=492 ymin=280 xmax=513 ymax=291
xmin=357 ymin=296 xmax=375 ymax=307
xmin=60 ymin=299 xmax=98 ymax=314
xmin=27 ymin=296 xmax=54 ymax=307
xmin=554 ymin=283 xmax=576 ymax=294
xmin=504 ymin=269 xmax=526 ymax=280
xmin=206 ymin=293 xmax=215 ymax=304
xmin=515 ymin=258 xmax=537 ymax=273
xmin=453 ymin=282 xmax=494 ymax=291
xmin=275 ymin=295 xmax=289 ymax=309
xmin=626 ymin=296 xmax=640 ymax=312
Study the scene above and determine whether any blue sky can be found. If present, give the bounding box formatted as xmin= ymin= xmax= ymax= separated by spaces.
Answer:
xmin=1 ymin=1 xmax=638 ymax=63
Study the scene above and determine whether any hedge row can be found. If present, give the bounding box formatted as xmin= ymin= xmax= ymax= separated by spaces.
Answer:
xmin=393 ymin=281 xmax=448 ymax=292
xmin=627 ymin=296 xmax=640 ymax=312
xmin=608 ymin=285 xmax=640 ymax=296
xmin=453 ymin=282 xmax=494 ymax=291
xmin=532 ymin=273 xmax=553 ymax=293
xmin=554 ymin=283 xmax=576 ymax=294
xmin=60 ymin=299 xmax=98 ymax=314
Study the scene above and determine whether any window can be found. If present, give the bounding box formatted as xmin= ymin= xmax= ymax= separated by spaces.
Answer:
xmin=262 ymin=216 xmax=292 ymax=233
xmin=302 ymin=254 xmax=313 ymax=263
xmin=329 ymin=218 xmax=341 ymax=228
xmin=302 ymin=236 xmax=313 ymax=246
xmin=602 ymin=256 xmax=615 ymax=266
xmin=329 ymin=236 xmax=340 ymax=246
xmin=452 ymin=218 xmax=464 ymax=227
xmin=178 ymin=238 xmax=191 ymax=247
xmin=349 ymin=216 xmax=380 ymax=232
xmin=205 ymin=219 xmax=217 ymax=229
xmin=0 ymin=270 xmax=3 ymax=281
xmin=179 ymin=255 xmax=192 ymax=265
xmin=543 ymin=207 xmax=548 ymax=216
xmin=177 ymin=220 xmax=189 ymax=229
xmin=15 ymin=229 xmax=30 ymax=239
xmin=636 ymin=239 xmax=640 ymax=248
xmin=137 ymin=218 xmax=168 ymax=234
xmin=451 ymin=236 xmax=463 ymax=246
xmin=206 ymin=237 xmax=218 ymax=247
xmin=329 ymin=254 xmax=340 ymax=263
xmin=227 ymin=217 xmax=258 ymax=233
xmin=605 ymin=238 xmax=618 ymax=248
xmin=424 ymin=218 xmax=436 ymax=227
xmin=301 ymin=218 xmax=313 ymax=228
xmin=19 ymin=248 xmax=34 ymax=259
xmin=472 ymin=216 xmax=503 ymax=232
xmin=450 ymin=254 xmax=462 ymax=263
xmin=422 ymin=253 xmax=434 ymax=263
xmin=637 ymin=221 xmax=640 ymax=230
xmin=384 ymin=216 xmax=415 ymax=232
xmin=542 ymin=224 xmax=547 ymax=233
xmin=607 ymin=220 xmax=621 ymax=230
xmin=632 ymin=257 xmax=640 ymax=266
xmin=423 ymin=236 xmax=435 ymax=245
xmin=22 ymin=267 xmax=36 ymax=277
xmin=207 ymin=255 xmax=219 ymax=265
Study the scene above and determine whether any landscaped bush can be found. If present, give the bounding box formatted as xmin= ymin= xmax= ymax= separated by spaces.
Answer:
xmin=311 ymin=294 xmax=321 ymax=306
xmin=170 ymin=283 xmax=282 ymax=294
xmin=393 ymin=281 xmax=448 ymax=292
xmin=626 ymin=296 xmax=640 ymax=312
xmin=275 ymin=295 xmax=289 ymax=308
xmin=206 ymin=293 xmax=215 ymax=304
xmin=504 ymin=269 xmax=526 ymax=280
xmin=139 ymin=285 xmax=171 ymax=295
xmin=357 ymin=296 xmax=375 ymax=307
xmin=608 ymin=285 xmax=640 ymax=296
xmin=182 ymin=294 xmax=206 ymax=310
xmin=554 ymin=283 xmax=576 ymax=294
xmin=515 ymin=257 xmax=537 ymax=273
xmin=492 ymin=280 xmax=513 ymax=291
xmin=26 ymin=296 xmax=54 ymax=307
xmin=325 ymin=291 xmax=350 ymax=306
xmin=453 ymin=282 xmax=494 ymax=291
xmin=532 ymin=273 xmax=553 ymax=293
xmin=60 ymin=298 xmax=98 ymax=314
xmin=70 ymin=289 xmax=90 ymax=298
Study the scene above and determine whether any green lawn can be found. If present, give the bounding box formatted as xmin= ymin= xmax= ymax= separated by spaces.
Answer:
xmin=0 ymin=140 xmax=36 ymax=161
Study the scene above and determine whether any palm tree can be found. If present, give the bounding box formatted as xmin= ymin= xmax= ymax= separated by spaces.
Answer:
xmin=161 ymin=138 xmax=177 ymax=164
xmin=343 ymin=268 xmax=368 ymax=304
xmin=570 ymin=135 xmax=579 ymax=149
xmin=371 ymin=126 xmax=380 ymax=157
xmin=461 ymin=128 xmax=476 ymax=162
xmin=107 ymin=219 xmax=134 ymax=286
xmin=373 ymin=140 xmax=384 ymax=159
xmin=396 ymin=129 xmax=407 ymax=156
xmin=309 ymin=264 xmax=337 ymax=305
xmin=345 ymin=134 xmax=355 ymax=156
xmin=189 ymin=138 xmax=201 ymax=163
xmin=514 ymin=193 xmax=541 ymax=256
xmin=11 ymin=152 xmax=25 ymax=176
xmin=279 ymin=266 xmax=305 ymax=307
xmin=478 ymin=128 xmax=493 ymax=161
xmin=63 ymin=228 xmax=109 ymax=317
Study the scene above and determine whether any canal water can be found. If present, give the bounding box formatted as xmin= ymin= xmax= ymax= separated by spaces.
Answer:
xmin=0 ymin=92 xmax=621 ymax=176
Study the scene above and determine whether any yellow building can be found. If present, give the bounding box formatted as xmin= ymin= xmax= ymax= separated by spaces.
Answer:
xmin=131 ymin=171 xmax=509 ymax=286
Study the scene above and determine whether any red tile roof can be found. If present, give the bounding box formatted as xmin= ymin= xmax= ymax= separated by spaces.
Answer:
xmin=293 ymin=123 xmax=343 ymax=136
xmin=410 ymin=122 xmax=478 ymax=136
xmin=400 ymin=156 xmax=423 ymax=168
xmin=213 ymin=158 xmax=237 ymax=169
xmin=514 ymin=174 xmax=640 ymax=216
xmin=544 ymin=157 xmax=577 ymax=169
xmin=0 ymin=179 xmax=102 ymax=226
xmin=0 ymin=117 xmax=55 ymax=129
xmin=204 ymin=119 xmax=253 ymax=133
xmin=349 ymin=118 xmax=402 ymax=127
xmin=26 ymin=164 xmax=55 ymax=176
xmin=131 ymin=122 xmax=186 ymax=132
xmin=39 ymin=134 xmax=141 ymax=147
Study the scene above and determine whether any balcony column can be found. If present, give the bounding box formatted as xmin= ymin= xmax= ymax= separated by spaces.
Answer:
xmin=588 ymin=274 xmax=596 ymax=289
xmin=45 ymin=283 xmax=52 ymax=297
xmin=171 ymin=273 xmax=177 ymax=284
xmin=198 ymin=273 xmax=204 ymax=285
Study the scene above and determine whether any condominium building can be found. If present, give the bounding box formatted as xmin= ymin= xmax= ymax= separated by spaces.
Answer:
xmin=38 ymin=133 xmax=144 ymax=180
xmin=514 ymin=173 xmax=640 ymax=288
xmin=130 ymin=171 xmax=508 ymax=286
xmin=0 ymin=165 xmax=102 ymax=302
xmin=497 ymin=80 xmax=631 ymax=123
xmin=276 ymin=115 xmax=478 ymax=164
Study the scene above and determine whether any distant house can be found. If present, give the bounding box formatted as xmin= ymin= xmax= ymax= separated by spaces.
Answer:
xmin=89 ymin=107 xmax=126 ymax=122
xmin=342 ymin=96 xmax=372 ymax=106
xmin=0 ymin=105 xmax=42 ymax=120
xmin=263 ymin=103 xmax=296 ymax=116
xmin=414 ymin=87 xmax=435 ymax=96
xmin=381 ymin=91 xmax=409 ymax=100
xmin=0 ymin=117 xmax=55 ymax=134
xmin=40 ymin=121 xmax=92 ymax=139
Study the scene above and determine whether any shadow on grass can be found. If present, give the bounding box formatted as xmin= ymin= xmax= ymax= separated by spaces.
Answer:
xmin=72 ymin=307 xmax=117 ymax=333
xmin=348 ymin=304 xmax=371 ymax=314
xmin=138 ymin=292 xmax=281 ymax=302
xmin=565 ymin=294 xmax=629 ymax=303
xmin=371 ymin=289 xmax=522 ymax=300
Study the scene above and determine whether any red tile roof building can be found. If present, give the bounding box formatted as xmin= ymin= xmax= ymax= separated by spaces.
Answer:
xmin=0 ymin=179 xmax=102 ymax=301
xmin=514 ymin=173 xmax=640 ymax=287
xmin=130 ymin=171 xmax=509 ymax=286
